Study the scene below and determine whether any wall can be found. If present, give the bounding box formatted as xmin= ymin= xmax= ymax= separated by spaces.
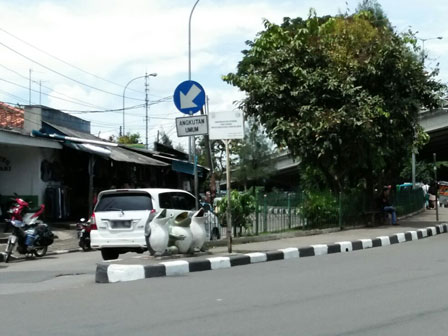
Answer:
xmin=0 ymin=144 xmax=59 ymax=204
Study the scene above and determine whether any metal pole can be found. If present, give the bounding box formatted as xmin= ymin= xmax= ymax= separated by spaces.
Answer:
xmin=188 ymin=0 xmax=200 ymax=81
xmin=122 ymin=73 xmax=156 ymax=139
xmin=145 ymin=73 xmax=149 ymax=149
xmin=339 ymin=191 xmax=343 ymax=230
xmin=434 ymin=153 xmax=439 ymax=221
xmin=412 ymin=152 xmax=416 ymax=188
xmin=187 ymin=0 xmax=200 ymax=205
xmin=29 ymin=69 xmax=32 ymax=104
xmin=194 ymin=152 xmax=199 ymax=209
xmin=225 ymin=139 xmax=232 ymax=253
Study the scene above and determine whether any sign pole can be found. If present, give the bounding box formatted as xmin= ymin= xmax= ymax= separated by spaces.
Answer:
xmin=225 ymin=139 xmax=232 ymax=253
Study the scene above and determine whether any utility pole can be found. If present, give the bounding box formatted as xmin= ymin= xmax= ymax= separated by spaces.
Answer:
xmin=29 ymin=69 xmax=32 ymax=104
xmin=145 ymin=73 xmax=149 ymax=150
xmin=188 ymin=0 xmax=200 ymax=208
xmin=434 ymin=153 xmax=439 ymax=221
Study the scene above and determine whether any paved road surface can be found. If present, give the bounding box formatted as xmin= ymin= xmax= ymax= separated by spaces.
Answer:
xmin=1 ymin=231 xmax=447 ymax=336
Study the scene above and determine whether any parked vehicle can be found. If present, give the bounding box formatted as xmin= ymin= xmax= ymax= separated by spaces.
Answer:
xmin=5 ymin=195 xmax=45 ymax=226
xmin=4 ymin=220 xmax=54 ymax=262
xmin=77 ymin=218 xmax=92 ymax=251
xmin=90 ymin=188 xmax=220 ymax=260
xmin=3 ymin=196 xmax=53 ymax=263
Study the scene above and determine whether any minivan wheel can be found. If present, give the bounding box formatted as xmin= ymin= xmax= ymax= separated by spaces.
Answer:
xmin=101 ymin=249 xmax=119 ymax=260
xmin=211 ymin=228 xmax=220 ymax=240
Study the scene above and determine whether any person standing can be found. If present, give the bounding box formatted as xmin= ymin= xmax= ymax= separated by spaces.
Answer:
xmin=422 ymin=182 xmax=430 ymax=209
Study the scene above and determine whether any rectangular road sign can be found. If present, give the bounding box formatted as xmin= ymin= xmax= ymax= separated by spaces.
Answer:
xmin=176 ymin=115 xmax=208 ymax=137
xmin=208 ymin=111 xmax=244 ymax=140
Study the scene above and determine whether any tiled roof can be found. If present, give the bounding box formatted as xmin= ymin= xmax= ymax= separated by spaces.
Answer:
xmin=0 ymin=102 xmax=24 ymax=129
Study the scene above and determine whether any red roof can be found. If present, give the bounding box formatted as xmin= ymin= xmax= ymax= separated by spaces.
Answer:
xmin=0 ymin=102 xmax=24 ymax=129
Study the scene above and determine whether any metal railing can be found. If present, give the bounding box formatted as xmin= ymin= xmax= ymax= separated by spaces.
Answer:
xmin=237 ymin=187 xmax=425 ymax=236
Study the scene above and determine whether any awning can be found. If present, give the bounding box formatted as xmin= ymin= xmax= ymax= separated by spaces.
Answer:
xmin=0 ymin=128 xmax=62 ymax=149
xmin=37 ymin=123 xmax=169 ymax=167
xmin=153 ymin=153 xmax=208 ymax=177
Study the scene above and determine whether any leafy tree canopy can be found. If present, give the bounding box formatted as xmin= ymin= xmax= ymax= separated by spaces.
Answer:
xmin=109 ymin=132 xmax=141 ymax=145
xmin=223 ymin=5 xmax=446 ymax=192
xmin=158 ymin=130 xmax=173 ymax=148
xmin=234 ymin=117 xmax=276 ymax=189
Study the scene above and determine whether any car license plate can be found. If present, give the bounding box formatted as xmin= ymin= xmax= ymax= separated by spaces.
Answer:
xmin=110 ymin=220 xmax=131 ymax=229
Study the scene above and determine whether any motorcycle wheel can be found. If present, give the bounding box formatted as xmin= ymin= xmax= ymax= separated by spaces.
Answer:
xmin=80 ymin=239 xmax=91 ymax=252
xmin=5 ymin=239 xmax=15 ymax=263
xmin=5 ymin=246 xmax=13 ymax=263
xmin=34 ymin=246 xmax=47 ymax=257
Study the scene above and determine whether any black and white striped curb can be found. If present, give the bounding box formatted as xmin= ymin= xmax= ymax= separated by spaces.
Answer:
xmin=95 ymin=224 xmax=448 ymax=283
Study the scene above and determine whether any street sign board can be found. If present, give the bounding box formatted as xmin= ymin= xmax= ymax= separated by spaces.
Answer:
xmin=208 ymin=111 xmax=244 ymax=140
xmin=176 ymin=115 xmax=208 ymax=137
xmin=173 ymin=80 xmax=206 ymax=114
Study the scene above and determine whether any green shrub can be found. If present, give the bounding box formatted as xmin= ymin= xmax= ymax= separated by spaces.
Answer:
xmin=216 ymin=190 xmax=255 ymax=229
xmin=300 ymin=191 xmax=338 ymax=228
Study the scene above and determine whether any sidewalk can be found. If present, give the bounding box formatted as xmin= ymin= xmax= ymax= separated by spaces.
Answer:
xmin=1 ymin=207 xmax=447 ymax=271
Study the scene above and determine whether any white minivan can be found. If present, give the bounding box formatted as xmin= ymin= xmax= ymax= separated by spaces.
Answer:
xmin=90 ymin=188 xmax=219 ymax=260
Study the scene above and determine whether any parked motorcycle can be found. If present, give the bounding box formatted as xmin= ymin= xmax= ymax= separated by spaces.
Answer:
xmin=77 ymin=218 xmax=91 ymax=251
xmin=4 ymin=221 xmax=54 ymax=262
xmin=3 ymin=195 xmax=54 ymax=263
xmin=5 ymin=195 xmax=45 ymax=226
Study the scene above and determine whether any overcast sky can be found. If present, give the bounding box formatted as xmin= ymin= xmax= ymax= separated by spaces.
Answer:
xmin=1 ymin=0 xmax=447 ymax=149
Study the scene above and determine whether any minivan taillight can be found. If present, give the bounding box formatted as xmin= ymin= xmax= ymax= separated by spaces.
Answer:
xmin=90 ymin=213 xmax=98 ymax=230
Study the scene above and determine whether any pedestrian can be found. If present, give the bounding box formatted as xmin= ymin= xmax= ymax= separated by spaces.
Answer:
xmin=380 ymin=185 xmax=398 ymax=225
xmin=428 ymin=183 xmax=437 ymax=209
xmin=422 ymin=182 xmax=430 ymax=209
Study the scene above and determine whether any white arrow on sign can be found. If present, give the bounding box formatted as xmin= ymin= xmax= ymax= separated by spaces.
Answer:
xmin=180 ymin=84 xmax=201 ymax=109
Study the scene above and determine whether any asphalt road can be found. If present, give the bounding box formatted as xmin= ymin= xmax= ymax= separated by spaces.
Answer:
xmin=1 ymin=235 xmax=448 ymax=336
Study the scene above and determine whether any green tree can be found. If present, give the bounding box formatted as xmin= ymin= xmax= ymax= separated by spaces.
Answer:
xmin=223 ymin=7 xmax=445 ymax=193
xmin=115 ymin=132 xmax=141 ymax=145
xmin=159 ymin=131 xmax=173 ymax=148
xmin=234 ymin=118 xmax=276 ymax=190
xmin=216 ymin=190 xmax=255 ymax=236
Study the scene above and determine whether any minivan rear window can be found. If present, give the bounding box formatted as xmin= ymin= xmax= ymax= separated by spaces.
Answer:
xmin=95 ymin=193 xmax=153 ymax=211
xmin=158 ymin=192 xmax=196 ymax=211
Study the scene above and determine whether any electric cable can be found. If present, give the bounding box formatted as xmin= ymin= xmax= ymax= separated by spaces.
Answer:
xmin=0 ymin=77 xmax=108 ymax=109
xmin=0 ymin=26 xmax=142 ymax=95
xmin=0 ymin=40 xmax=144 ymax=101
xmin=0 ymin=64 xmax=109 ymax=109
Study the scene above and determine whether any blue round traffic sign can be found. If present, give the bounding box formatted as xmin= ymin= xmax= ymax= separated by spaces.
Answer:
xmin=173 ymin=80 xmax=206 ymax=114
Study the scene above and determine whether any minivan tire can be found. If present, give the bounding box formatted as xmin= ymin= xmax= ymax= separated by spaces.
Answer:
xmin=101 ymin=249 xmax=119 ymax=260
xmin=210 ymin=227 xmax=220 ymax=240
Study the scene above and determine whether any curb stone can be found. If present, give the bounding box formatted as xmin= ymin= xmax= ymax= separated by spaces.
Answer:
xmin=95 ymin=223 xmax=448 ymax=284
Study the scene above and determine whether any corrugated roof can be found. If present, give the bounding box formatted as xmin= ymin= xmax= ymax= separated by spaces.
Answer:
xmin=44 ymin=122 xmax=169 ymax=167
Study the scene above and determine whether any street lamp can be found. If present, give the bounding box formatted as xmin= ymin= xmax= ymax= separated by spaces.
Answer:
xmin=122 ymin=73 xmax=157 ymax=144
xmin=418 ymin=36 xmax=443 ymax=63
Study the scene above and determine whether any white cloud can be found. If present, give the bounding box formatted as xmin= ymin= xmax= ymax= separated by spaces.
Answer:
xmin=1 ymin=0 xmax=447 ymax=141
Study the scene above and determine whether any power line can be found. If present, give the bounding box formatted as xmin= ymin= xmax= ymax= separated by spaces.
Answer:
xmin=0 ymin=64 xmax=109 ymax=110
xmin=0 ymin=91 xmax=29 ymax=104
xmin=0 ymin=40 xmax=145 ymax=102
xmin=0 ymin=26 xmax=142 ymax=95
xmin=65 ymin=104 xmax=145 ymax=114
xmin=0 ymin=77 xmax=109 ymax=109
